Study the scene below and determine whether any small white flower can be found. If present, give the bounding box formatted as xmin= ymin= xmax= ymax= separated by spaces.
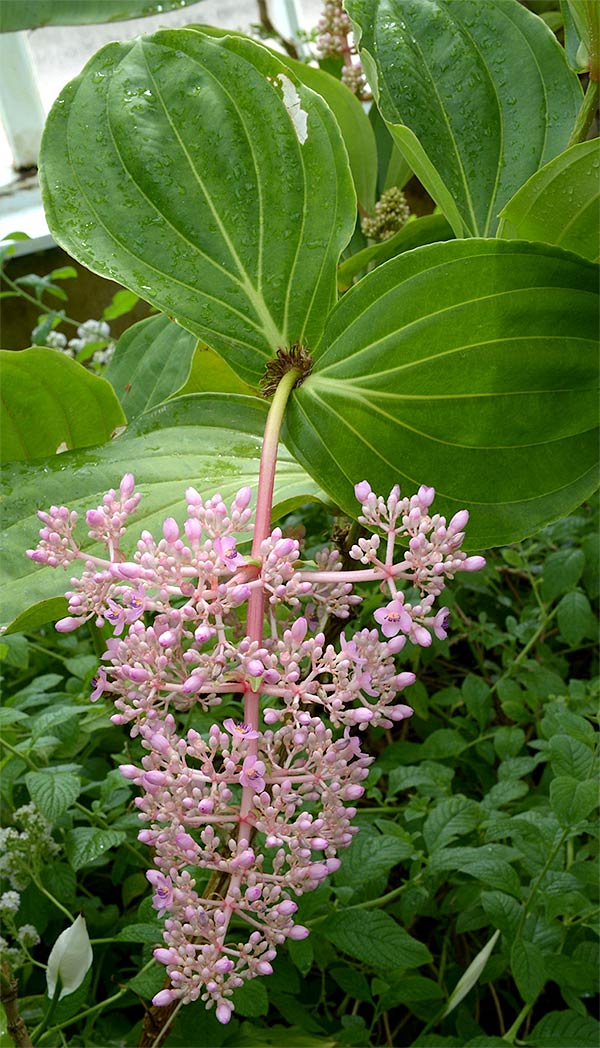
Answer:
xmin=46 ymin=915 xmax=93 ymax=1000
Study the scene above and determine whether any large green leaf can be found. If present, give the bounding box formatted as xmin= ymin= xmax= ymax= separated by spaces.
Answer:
xmin=105 ymin=314 xmax=254 ymax=418
xmin=39 ymin=30 xmax=355 ymax=386
xmin=498 ymin=139 xmax=600 ymax=262
xmin=346 ymin=0 xmax=582 ymax=237
xmin=189 ymin=26 xmax=377 ymax=213
xmin=0 ymin=0 xmax=203 ymax=32
xmin=1 ymin=394 xmax=324 ymax=631
xmin=284 ymin=240 xmax=599 ymax=549
xmin=105 ymin=314 xmax=198 ymax=419
xmin=0 ymin=348 xmax=126 ymax=462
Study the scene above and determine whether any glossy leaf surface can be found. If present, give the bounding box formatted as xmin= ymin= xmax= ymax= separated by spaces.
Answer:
xmin=0 ymin=348 xmax=126 ymax=463
xmin=0 ymin=0 xmax=203 ymax=31
xmin=1 ymin=395 xmax=324 ymax=631
xmin=189 ymin=25 xmax=378 ymax=213
xmin=498 ymin=139 xmax=600 ymax=262
xmin=39 ymin=30 xmax=355 ymax=385
xmin=347 ymin=0 xmax=582 ymax=236
xmin=105 ymin=314 xmax=198 ymax=419
xmin=285 ymin=240 xmax=599 ymax=548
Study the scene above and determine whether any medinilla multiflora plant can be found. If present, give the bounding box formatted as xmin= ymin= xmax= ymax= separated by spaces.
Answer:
xmin=0 ymin=0 xmax=598 ymax=1043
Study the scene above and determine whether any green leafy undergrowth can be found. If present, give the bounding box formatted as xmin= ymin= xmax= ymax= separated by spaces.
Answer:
xmin=0 ymin=500 xmax=597 ymax=1046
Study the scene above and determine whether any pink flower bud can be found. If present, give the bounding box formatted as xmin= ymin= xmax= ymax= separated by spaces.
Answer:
xmin=120 ymin=473 xmax=135 ymax=499
xmin=256 ymin=961 xmax=273 ymax=975
xmin=291 ymin=617 xmax=308 ymax=644
xmin=389 ymin=704 xmax=414 ymax=721
xmin=277 ymin=900 xmax=298 ymax=916
xmin=230 ymin=585 xmax=251 ymax=606
xmin=288 ymin=925 xmax=310 ymax=940
xmin=153 ymin=989 xmax=177 ymax=1007
xmin=56 ymin=616 xmax=86 ymax=633
xmin=351 ymin=708 xmax=373 ymax=723
xmin=462 ymin=555 xmax=486 ymax=571
xmin=154 ymin=948 xmax=178 ymax=965
xmin=86 ymin=509 xmax=105 ymax=528
xmin=158 ymin=631 xmax=178 ymax=648
xmin=234 ymin=486 xmax=252 ymax=510
xmin=214 ymin=957 xmax=234 ymax=974
xmin=119 ymin=764 xmax=140 ymax=780
xmin=344 ymin=784 xmax=364 ymax=800
xmin=216 ymin=1003 xmax=233 ymax=1025
xmin=163 ymin=518 xmax=179 ymax=542
xmin=354 ymin=480 xmax=372 ymax=502
xmin=448 ymin=509 xmax=469 ymax=534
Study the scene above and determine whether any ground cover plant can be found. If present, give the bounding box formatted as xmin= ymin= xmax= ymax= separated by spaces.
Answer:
xmin=0 ymin=0 xmax=598 ymax=1045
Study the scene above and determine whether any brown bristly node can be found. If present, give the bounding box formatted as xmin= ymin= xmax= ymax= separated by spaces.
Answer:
xmin=260 ymin=344 xmax=313 ymax=397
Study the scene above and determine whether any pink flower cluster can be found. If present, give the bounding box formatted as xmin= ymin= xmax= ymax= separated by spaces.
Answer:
xmin=27 ymin=476 xmax=484 ymax=1022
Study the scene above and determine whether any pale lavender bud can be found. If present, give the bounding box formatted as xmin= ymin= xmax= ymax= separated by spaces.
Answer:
xmin=56 ymin=616 xmax=86 ymax=632
xmin=194 ymin=626 xmax=215 ymax=644
xmin=417 ymin=484 xmax=435 ymax=506
xmin=256 ymin=961 xmax=273 ymax=975
xmin=120 ymin=473 xmax=135 ymax=499
xmin=277 ymin=900 xmax=298 ymax=916
xmin=185 ymin=486 xmax=202 ymax=506
xmin=128 ymin=667 xmax=150 ymax=682
xmin=350 ymin=708 xmax=373 ymax=723
xmin=288 ymin=925 xmax=309 ymax=940
xmin=231 ymin=584 xmax=251 ymax=606
xmin=388 ymin=704 xmax=414 ymax=721
xmin=153 ymin=988 xmax=177 ymax=1007
xmin=291 ymin=617 xmax=308 ymax=644
xmin=448 ymin=509 xmax=469 ymax=534
xmin=237 ymin=849 xmax=255 ymax=869
xmin=214 ymin=957 xmax=234 ymax=974
xmin=163 ymin=518 xmax=179 ymax=542
xmin=462 ymin=556 xmax=486 ymax=571
xmin=86 ymin=509 xmax=105 ymax=527
xmin=158 ymin=631 xmax=179 ymax=648
xmin=395 ymin=672 xmax=416 ymax=689
xmin=114 ymin=563 xmax=143 ymax=579
xmin=246 ymin=659 xmax=264 ymax=678
xmin=154 ymin=947 xmax=178 ymax=965
xmin=344 ymin=785 xmax=364 ymax=800
xmin=216 ymin=1002 xmax=233 ymax=1025
xmin=413 ymin=626 xmax=432 ymax=646
xmin=184 ymin=518 xmax=201 ymax=543
xmin=233 ymin=486 xmax=252 ymax=510
xmin=119 ymin=764 xmax=140 ymax=780
xmin=354 ymin=480 xmax=372 ymax=502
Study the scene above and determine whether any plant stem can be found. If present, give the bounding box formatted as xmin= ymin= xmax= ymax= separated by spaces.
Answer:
xmin=503 ymin=1001 xmax=532 ymax=1044
xmin=567 ymin=77 xmax=599 ymax=146
xmin=37 ymin=960 xmax=155 ymax=1042
xmin=31 ymin=877 xmax=75 ymax=922
xmin=0 ymin=962 xmax=33 ymax=1048
xmin=0 ymin=270 xmax=80 ymax=330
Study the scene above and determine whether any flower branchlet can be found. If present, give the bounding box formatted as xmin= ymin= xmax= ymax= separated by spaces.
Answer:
xmin=361 ymin=187 xmax=411 ymax=242
xmin=27 ymin=475 xmax=484 ymax=1022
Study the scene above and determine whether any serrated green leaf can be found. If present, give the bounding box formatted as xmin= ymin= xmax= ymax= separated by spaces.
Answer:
xmin=557 ymin=589 xmax=597 ymax=645
xmin=458 ymin=857 xmax=522 ymax=898
xmin=25 ymin=770 xmax=80 ymax=819
xmin=285 ymin=239 xmax=599 ymax=549
xmin=511 ymin=937 xmax=545 ymax=1002
xmin=423 ymin=796 xmax=481 ymax=852
xmin=0 ymin=348 xmax=126 ymax=463
xmin=39 ymin=30 xmax=355 ymax=385
xmin=105 ymin=314 xmax=199 ymax=419
xmin=550 ymin=776 xmax=598 ymax=826
xmin=530 ymin=1009 xmax=600 ymax=1047
xmin=1 ymin=394 xmax=324 ymax=630
xmin=549 ymin=734 xmax=595 ymax=779
xmin=115 ymin=922 xmax=162 ymax=943
xmin=65 ymin=827 xmax=126 ymax=870
xmin=494 ymin=727 xmax=526 ymax=760
xmin=541 ymin=548 xmax=586 ymax=602
xmin=0 ymin=0 xmax=204 ymax=31
xmin=498 ymin=139 xmax=600 ymax=262
xmin=335 ymin=832 xmax=411 ymax=890
xmin=480 ymin=890 xmax=523 ymax=939
xmin=324 ymin=910 xmax=431 ymax=971
xmin=347 ymin=0 xmax=582 ymax=236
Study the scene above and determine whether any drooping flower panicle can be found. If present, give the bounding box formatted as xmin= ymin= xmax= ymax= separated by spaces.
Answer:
xmin=27 ymin=476 xmax=484 ymax=1021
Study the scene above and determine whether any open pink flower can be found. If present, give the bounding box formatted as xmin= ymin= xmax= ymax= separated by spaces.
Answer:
xmin=224 ymin=718 xmax=260 ymax=741
xmin=240 ymin=756 xmax=266 ymax=792
xmin=374 ymin=597 xmax=412 ymax=638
